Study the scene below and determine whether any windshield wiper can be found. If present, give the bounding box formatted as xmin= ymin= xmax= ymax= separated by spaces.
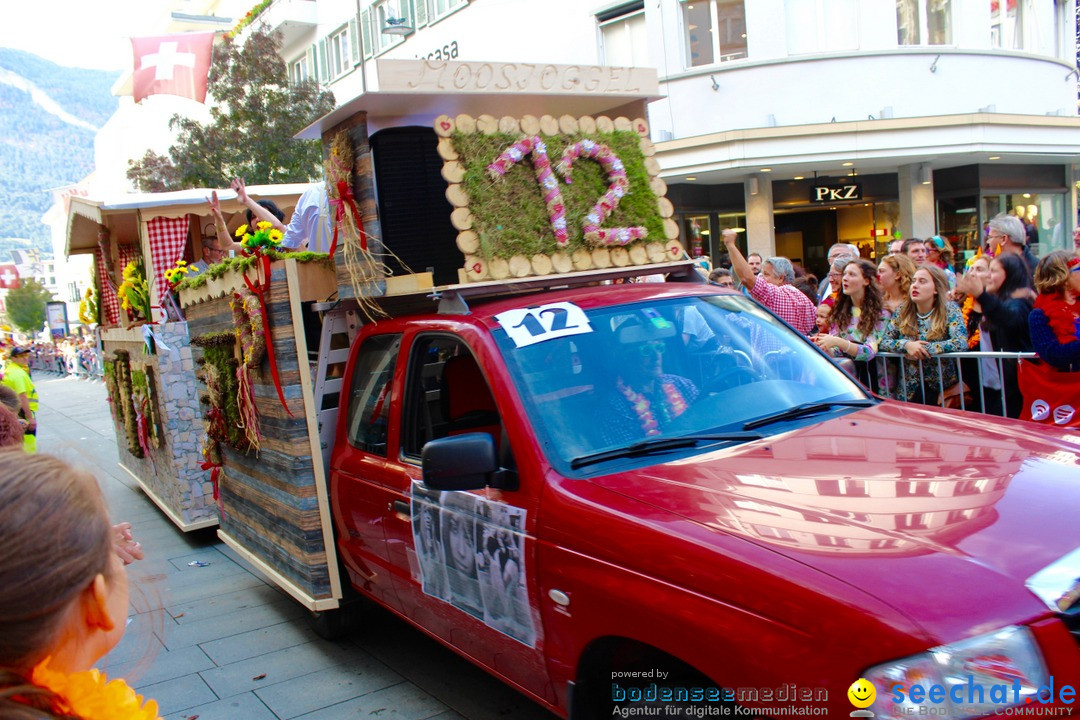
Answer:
xmin=570 ymin=432 xmax=763 ymax=470
xmin=741 ymin=399 xmax=876 ymax=431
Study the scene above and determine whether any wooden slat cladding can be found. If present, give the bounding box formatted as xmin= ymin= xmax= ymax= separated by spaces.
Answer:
xmin=182 ymin=259 xmax=337 ymax=601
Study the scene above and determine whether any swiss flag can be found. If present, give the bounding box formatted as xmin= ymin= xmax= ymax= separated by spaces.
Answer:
xmin=131 ymin=32 xmax=214 ymax=103
xmin=0 ymin=264 xmax=19 ymax=290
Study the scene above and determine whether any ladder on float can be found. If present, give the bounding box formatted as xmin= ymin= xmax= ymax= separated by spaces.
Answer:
xmin=311 ymin=306 xmax=360 ymax=476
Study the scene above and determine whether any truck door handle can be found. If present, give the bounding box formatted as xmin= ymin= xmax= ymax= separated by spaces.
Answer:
xmin=391 ymin=500 xmax=411 ymax=517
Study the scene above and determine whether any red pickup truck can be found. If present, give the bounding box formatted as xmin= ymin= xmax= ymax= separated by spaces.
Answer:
xmin=327 ymin=275 xmax=1080 ymax=719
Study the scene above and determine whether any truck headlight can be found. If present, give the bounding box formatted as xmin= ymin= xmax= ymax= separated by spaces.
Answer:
xmin=862 ymin=626 xmax=1050 ymax=719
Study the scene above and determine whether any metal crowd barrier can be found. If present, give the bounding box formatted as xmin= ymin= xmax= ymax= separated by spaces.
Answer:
xmin=870 ymin=350 xmax=1037 ymax=416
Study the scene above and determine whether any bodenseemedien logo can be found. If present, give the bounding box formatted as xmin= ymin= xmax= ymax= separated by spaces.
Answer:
xmin=849 ymin=678 xmax=877 ymax=718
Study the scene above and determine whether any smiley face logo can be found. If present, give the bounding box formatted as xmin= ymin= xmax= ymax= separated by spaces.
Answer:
xmin=848 ymin=678 xmax=876 ymax=709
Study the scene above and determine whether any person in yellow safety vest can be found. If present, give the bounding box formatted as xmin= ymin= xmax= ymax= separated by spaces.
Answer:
xmin=2 ymin=347 xmax=38 ymax=453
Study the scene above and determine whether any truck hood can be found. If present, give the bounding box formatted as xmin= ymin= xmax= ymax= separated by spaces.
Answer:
xmin=588 ymin=401 xmax=1080 ymax=642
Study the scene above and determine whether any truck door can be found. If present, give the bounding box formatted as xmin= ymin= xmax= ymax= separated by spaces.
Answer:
xmin=330 ymin=332 xmax=405 ymax=612
xmin=384 ymin=331 xmax=553 ymax=705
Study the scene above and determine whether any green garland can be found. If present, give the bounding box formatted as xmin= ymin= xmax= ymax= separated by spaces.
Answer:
xmin=113 ymin=351 xmax=144 ymax=459
xmin=174 ymin=251 xmax=333 ymax=291
xmin=192 ymin=333 xmax=252 ymax=452
xmin=131 ymin=368 xmax=162 ymax=450
xmin=453 ymin=130 xmax=663 ymax=260
xmin=103 ymin=361 xmax=120 ymax=423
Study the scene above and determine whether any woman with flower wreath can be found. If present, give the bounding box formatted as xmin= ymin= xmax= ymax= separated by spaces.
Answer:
xmin=602 ymin=324 xmax=698 ymax=446
xmin=1028 ymin=250 xmax=1080 ymax=371
xmin=0 ymin=453 xmax=158 ymax=720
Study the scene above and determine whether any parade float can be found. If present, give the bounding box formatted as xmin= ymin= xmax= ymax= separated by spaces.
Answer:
xmin=160 ymin=58 xmax=693 ymax=612
xmin=64 ymin=185 xmax=307 ymax=530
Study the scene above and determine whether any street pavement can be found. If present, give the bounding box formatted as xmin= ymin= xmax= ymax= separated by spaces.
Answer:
xmin=34 ymin=373 xmax=559 ymax=720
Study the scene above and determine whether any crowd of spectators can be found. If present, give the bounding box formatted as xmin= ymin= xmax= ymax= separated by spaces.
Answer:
xmin=2 ymin=337 xmax=103 ymax=380
xmin=703 ymin=211 xmax=1079 ymax=418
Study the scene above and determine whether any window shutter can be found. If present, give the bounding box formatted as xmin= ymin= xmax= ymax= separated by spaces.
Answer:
xmin=318 ymin=38 xmax=329 ymax=83
xmin=412 ymin=0 xmax=429 ymax=28
xmin=349 ymin=16 xmax=361 ymax=65
xmin=306 ymin=45 xmax=316 ymax=81
xmin=361 ymin=8 xmax=374 ymax=59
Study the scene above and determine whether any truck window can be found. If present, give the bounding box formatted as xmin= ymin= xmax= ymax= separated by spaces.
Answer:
xmin=346 ymin=334 xmax=402 ymax=455
xmin=402 ymin=335 xmax=502 ymax=461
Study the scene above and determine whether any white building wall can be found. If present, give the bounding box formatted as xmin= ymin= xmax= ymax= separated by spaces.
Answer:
xmin=654 ymin=51 xmax=1076 ymax=140
xmin=650 ymin=0 xmax=1077 ymax=141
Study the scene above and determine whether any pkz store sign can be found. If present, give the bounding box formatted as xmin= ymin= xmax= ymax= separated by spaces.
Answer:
xmin=810 ymin=183 xmax=862 ymax=203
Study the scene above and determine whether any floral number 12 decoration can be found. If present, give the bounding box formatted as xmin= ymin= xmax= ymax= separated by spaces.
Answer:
xmin=438 ymin=112 xmax=682 ymax=282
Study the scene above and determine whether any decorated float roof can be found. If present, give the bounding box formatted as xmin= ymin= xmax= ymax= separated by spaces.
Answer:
xmin=65 ymin=183 xmax=311 ymax=256
xmin=296 ymin=59 xmax=661 ymax=139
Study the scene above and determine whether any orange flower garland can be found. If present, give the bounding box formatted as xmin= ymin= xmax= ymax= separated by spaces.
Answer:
xmin=617 ymin=378 xmax=689 ymax=436
xmin=31 ymin=658 xmax=161 ymax=720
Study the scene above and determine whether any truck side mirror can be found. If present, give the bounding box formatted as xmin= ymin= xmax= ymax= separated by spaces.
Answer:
xmin=421 ymin=433 xmax=517 ymax=491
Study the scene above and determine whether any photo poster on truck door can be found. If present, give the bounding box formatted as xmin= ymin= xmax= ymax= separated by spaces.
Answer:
xmin=410 ymin=481 xmax=537 ymax=647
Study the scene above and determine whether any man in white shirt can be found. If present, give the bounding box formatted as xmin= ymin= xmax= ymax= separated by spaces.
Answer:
xmin=215 ymin=178 xmax=333 ymax=254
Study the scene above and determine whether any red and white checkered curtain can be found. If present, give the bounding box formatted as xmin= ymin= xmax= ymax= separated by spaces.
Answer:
xmin=95 ymin=245 xmax=140 ymax=326
xmin=147 ymin=216 xmax=189 ymax=301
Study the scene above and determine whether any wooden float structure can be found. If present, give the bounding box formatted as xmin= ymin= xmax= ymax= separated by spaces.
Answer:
xmin=64 ymin=185 xmax=307 ymax=531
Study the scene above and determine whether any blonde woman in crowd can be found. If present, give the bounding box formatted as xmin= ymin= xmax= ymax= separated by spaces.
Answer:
xmin=880 ymin=265 xmax=968 ymax=405
xmin=877 ymin=253 xmax=917 ymax=315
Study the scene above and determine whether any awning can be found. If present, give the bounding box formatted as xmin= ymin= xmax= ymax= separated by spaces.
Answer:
xmin=65 ymin=183 xmax=312 ymax=256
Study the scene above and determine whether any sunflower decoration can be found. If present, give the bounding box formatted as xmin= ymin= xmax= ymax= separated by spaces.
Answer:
xmin=78 ymin=287 xmax=98 ymax=325
xmin=234 ymin=221 xmax=284 ymax=253
xmin=116 ymin=259 xmax=152 ymax=322
xmin=163 ymin=259 xmax=200 ymax=289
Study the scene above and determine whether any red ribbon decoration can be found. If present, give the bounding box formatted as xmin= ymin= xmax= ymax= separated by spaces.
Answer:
xmin=199 ymin=461 xmax=222 ymax=501
xmin=329 ymin=179 xmax=367 ymax=258
xmin=241 ymin=252 xmax=293 ymax=417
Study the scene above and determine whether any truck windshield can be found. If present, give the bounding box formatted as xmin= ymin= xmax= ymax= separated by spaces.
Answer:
xmin=494 ymin=294 xmax=870 ymax=473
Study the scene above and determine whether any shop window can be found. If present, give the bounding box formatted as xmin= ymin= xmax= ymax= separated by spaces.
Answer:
xmin=685 ymin=215 xmax=712 ymax=260
xmin=599 ymin=3 xmax=649 ymax=67
xmin=786 ymin=0 xmax=859 ymax=54
xmin=896 ymin=0 xmax=951 ymax=45
xmin=683 ymin=0 xmax=747 ymax=67
xmin=982 ymin=193 xmax=1067 ymax=255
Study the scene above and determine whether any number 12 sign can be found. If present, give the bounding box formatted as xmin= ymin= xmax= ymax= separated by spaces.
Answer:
xmin=495 ymin=302 xmax=593 ymax=348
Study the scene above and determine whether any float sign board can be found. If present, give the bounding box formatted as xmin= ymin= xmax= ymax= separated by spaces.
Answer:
xmin=810 ymin=183 xmax=863 ymax=203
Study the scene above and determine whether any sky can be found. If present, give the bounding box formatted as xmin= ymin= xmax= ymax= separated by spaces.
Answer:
xmin=0 ymin=0 xmax=178 ymax=71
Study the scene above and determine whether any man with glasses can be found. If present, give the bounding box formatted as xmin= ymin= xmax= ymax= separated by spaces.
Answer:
xmin=817 ymin=243 xmax=858 ymax=301
xmin=709 ymin=268 xmax=735 ymax=288
xmin=987 ymin=213 xmax=1038 ymax=281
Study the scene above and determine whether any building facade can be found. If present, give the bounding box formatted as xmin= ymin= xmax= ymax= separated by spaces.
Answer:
xmin=253 ymin=0 xmax=1080 ymax=276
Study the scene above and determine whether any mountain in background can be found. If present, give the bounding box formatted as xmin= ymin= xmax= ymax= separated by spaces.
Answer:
xmin=0 ymin=48 xmax=120 ymax=254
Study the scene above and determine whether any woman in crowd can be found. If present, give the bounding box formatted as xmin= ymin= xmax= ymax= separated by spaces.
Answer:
xmin=0 ymin=453 xmax=156 ymax=719
xmin=877 ymin=253 xmax=917 ymax=315
xmin=925 ymin=236 xmax=956 ymax=288
xmin=813 ymin=259 xmax=889 ymax=388
xmin=1029 ymin=250 xmax=1080 ymax=371
xmin=955 ymin=254 xmax=991 ymax=413
xmin=955 ymin=254 xmax=1034 ymax=417
xmin=880 ymin=265 xmax=968 ymax=405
